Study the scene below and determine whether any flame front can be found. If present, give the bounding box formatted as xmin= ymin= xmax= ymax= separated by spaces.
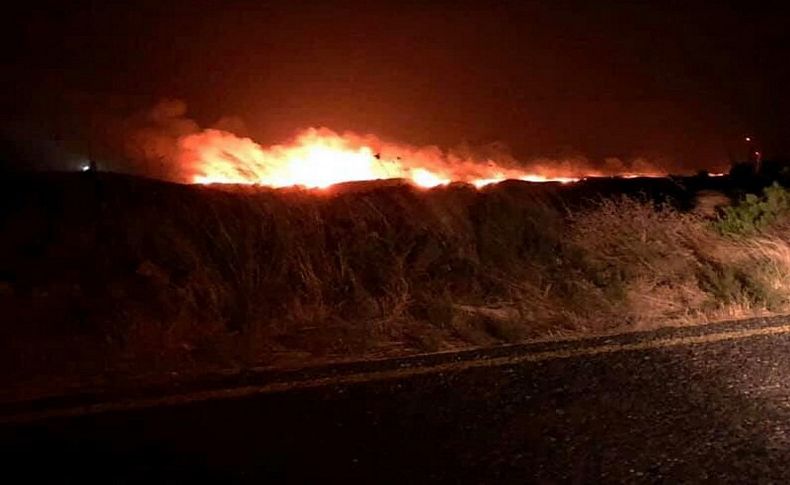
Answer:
xmin=180 ymin=127 xmax=660 ymax=189
xmin=187 ymin=129 xmax=402 ymax=187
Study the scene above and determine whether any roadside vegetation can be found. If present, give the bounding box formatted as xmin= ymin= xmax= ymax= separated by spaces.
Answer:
xmin=1 ymin=172 xmax=789 ymax=395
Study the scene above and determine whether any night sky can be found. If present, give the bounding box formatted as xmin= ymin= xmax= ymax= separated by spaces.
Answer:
xmin=2 ymin=0 xmax=788 ymax=172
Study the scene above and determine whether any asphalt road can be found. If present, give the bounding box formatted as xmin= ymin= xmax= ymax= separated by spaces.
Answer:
xmin=2 ymin=317 xmax=790 ymax=483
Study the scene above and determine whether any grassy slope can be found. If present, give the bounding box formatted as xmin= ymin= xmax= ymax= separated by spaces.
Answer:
xmin=0 ymin=171 xmax=788 ymax=395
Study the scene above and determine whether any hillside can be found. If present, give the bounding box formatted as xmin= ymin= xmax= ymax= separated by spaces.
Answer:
xmin=0 ymin=171 xmax=787 ymax=397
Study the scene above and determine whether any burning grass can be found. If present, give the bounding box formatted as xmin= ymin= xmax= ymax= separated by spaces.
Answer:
xmin=1 ymin=172 xmax=789 ymax=394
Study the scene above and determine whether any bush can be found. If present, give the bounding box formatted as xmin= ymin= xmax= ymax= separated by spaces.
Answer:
xmin=565 ymin=196 xmax=710 ymax=324
xmin=714 ymin=183 xmax=790 ymax=235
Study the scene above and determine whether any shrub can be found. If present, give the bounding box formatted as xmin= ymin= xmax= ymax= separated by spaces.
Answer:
xmin=714 ymin=183 xmax=790 ymax=235
xmin=565 ymin=196 xmax=710 ymax=324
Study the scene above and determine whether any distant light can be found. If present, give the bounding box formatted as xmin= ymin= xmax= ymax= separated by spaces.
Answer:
xmin=745 ymin=136 xmax=752 ymax=142
xmin=80 ymin=164 xmax=90 ymax=172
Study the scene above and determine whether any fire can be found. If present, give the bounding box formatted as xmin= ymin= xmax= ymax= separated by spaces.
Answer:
xmin=411 ymin=168 xmax=451 ymax=188
xmin=179 ymin=127 xmax=663 ymax=189
xmin=187 ymin=129 xmax=403 ymax=188
xmin=519 ymin=175 xmax=579 ymax=184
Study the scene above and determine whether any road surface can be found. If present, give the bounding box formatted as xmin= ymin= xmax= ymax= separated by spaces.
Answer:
xmin=2 ymin=317 xmax=790 ymax=483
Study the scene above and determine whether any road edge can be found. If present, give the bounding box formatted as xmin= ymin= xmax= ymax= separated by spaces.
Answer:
xmin=3 ymin=314 xmax=790 ymax=424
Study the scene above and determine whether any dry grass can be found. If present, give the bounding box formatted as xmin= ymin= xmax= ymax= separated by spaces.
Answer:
xmin=565 ymin=195 xmax=790 ymax=328
xmin=567 ymin=197 xmax=712 ymax=326
xmin=2 ymin=173 xmax=790 ymax=387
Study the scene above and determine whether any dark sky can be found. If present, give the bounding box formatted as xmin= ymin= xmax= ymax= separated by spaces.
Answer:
xmin=2 ymin=0 xmax=788 ymax=171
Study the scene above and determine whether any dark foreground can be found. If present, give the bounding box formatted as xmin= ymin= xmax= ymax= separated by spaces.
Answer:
xmin=2 ymin=318 xmax=790 ymax=483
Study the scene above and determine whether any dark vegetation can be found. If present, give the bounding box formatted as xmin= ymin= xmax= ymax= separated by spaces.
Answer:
xmin=1 ymin=167 xmax=790 ymax=398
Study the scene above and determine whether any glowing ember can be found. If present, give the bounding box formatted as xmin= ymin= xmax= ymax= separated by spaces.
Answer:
xmin=179 ymin=127 xmax=668 ymax=189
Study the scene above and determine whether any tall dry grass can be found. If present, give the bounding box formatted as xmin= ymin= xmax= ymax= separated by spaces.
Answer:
xmin=566 ymin=195 xmax=790 ymax=328
xmin=2 ymin=173 xmax=790 ymax=381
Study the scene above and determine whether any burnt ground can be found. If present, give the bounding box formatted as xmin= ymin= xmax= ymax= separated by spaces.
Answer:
xmin=1 ymin=318 xmax=790 ymax=483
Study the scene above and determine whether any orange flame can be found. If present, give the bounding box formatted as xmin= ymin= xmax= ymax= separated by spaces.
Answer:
xmin=179 ymin=127 xmax=663 ymax=189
